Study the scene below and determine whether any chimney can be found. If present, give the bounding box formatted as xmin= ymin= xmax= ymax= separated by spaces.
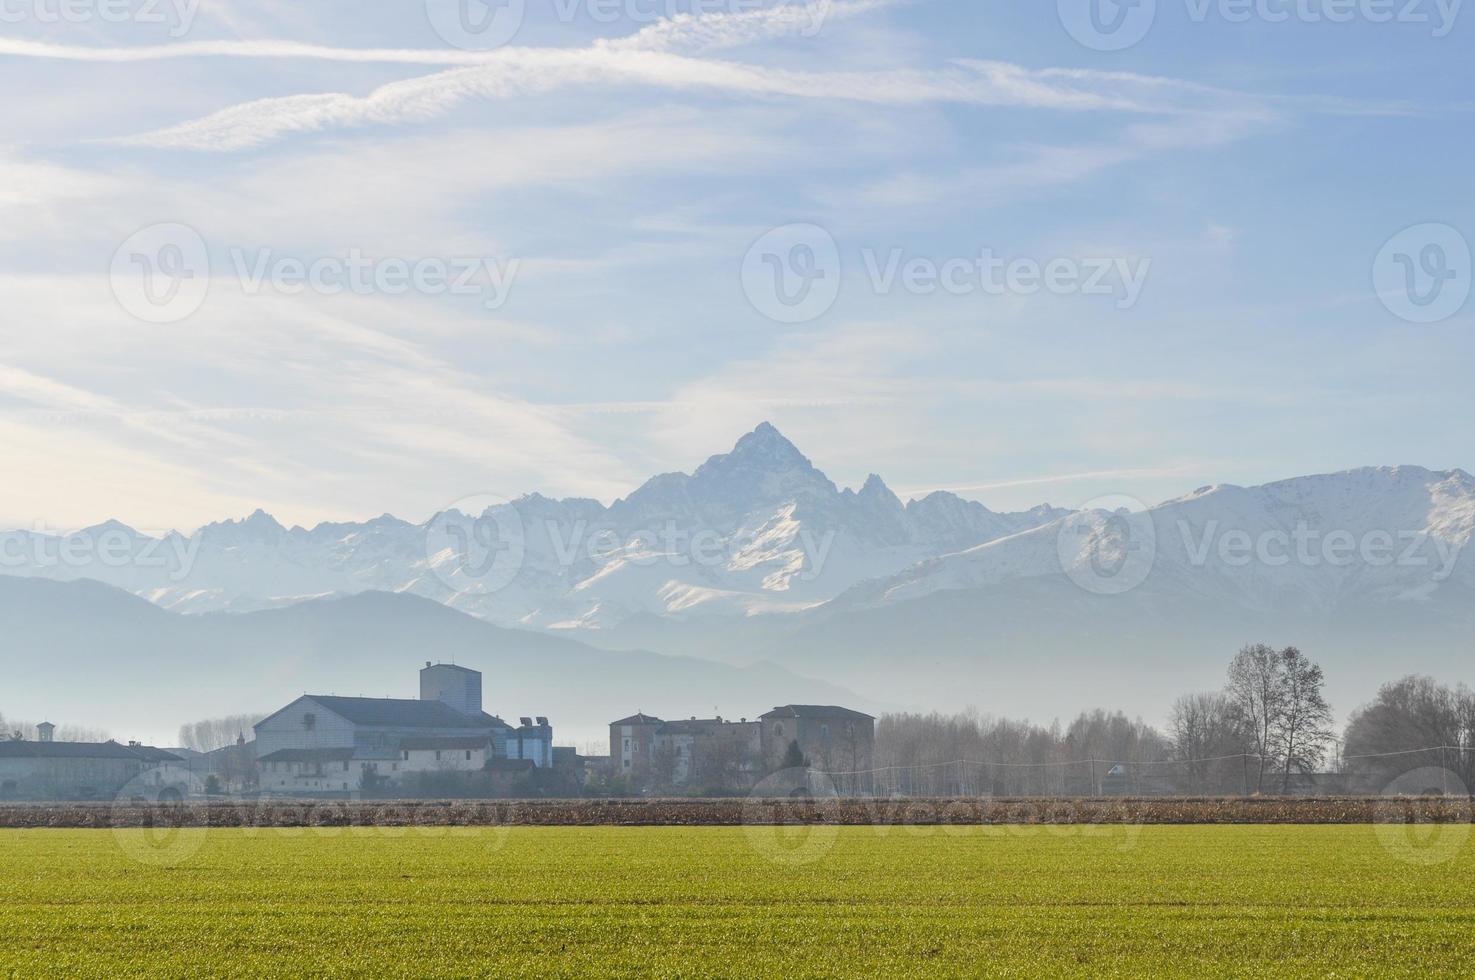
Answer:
xmin=37 ymin=722 xmax=55 ymax=743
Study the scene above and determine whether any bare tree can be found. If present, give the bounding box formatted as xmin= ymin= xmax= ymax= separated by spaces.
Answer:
xmin=1274 ymin=647 xmax=1334 ymax=794
xmin=1343 ymin=676 xmax=1475 ymax=791
xmin=0 ymin=715 xmax=110 ymax=743
xmin=1168 ymin=693 xmax=1247 ymax=793
xmin=1226 ymin=643 xmax=1284 ymax=793
xmin=177 ymin=713 xmax=266 ymax=752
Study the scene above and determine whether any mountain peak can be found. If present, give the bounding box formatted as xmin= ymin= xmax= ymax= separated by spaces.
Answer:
xmin=730 ymin=421 xmax=803 ymax=458
xmin=692 ymin=423 xmax=821 ymax=482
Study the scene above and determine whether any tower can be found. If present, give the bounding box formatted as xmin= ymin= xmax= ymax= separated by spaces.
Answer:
xmin=37 ymin=722 xmax=55 ymax=743
xmin=419 ymin=663 xmax=483 ymax=716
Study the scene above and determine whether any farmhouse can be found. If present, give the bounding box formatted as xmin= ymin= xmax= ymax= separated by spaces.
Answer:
xmin=760 ymin=705 xmax=875 ymax=773
xmin=0 ymin=724 xmax=184 ymax=801
xmin=254 ymin=663 xmax=552 ymax=794
xmin=611 ymin=704 xmax=874 ymax=791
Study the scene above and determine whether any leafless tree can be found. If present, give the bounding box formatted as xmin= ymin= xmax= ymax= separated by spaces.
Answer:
xmin=177 ymin=713 xmax=266 ymax=752
xmin=0 ymin=714 xmax=110 ymax=743
xmin=1343 ymin=676 xmax=1475 ymax=791
xmin=1274 ymin=647 xmax=1334 ymax=794
xmin=1226 ymin=643 xmax=1284 ymax=793
xmin=1168 ymin=693 xmax=1248 ymax=793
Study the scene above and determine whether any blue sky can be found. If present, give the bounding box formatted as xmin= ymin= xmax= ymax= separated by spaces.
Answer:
xmin=0 ymin=0 xmax=1470 ymax=533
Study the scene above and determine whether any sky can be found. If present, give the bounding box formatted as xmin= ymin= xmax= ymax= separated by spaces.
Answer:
xmin=1 ymin=0 xmax=1471 ymax=536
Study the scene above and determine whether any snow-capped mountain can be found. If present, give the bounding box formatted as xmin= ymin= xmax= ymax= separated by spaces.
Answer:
xmin=0 ymin=423 xmax=1068 ymax=628
xmin=833 ymin=465 xmax=1475 ymax=618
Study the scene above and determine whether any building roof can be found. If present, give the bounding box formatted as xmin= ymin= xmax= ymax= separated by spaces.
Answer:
xmin=0 ymin=740 xmax=182 ymax=762
xmin=128 ymin=745 xmax=185 ymax=763
xmin=657 ymin=718 xmax=752 ymax=736
xmin=400 ymin=737 xmax=490 ymax=751
xmin=257 ymin=695 xmax=490 ymax=732
xmin=611 ymin=713 xmax=664 ymax=726
xmin=469 ymin=711 xmax=511 ymax=730
xmin=760 ymin=705 xmax=875 ymax=722
xmin=258 ymin=748 xmax=356 ymax=764
xmin=420 ymin=663 xmax=480 ymax=674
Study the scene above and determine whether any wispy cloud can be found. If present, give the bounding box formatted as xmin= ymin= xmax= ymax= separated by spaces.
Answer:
xmin=0 ymin=1 xmax=1233 ymax=153
xmin=116 ymin=52 xmax=1207 ymax=152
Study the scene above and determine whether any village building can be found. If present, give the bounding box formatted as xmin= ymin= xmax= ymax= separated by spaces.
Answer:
xmin=0 ymin=724 xmax=185 ymax=801
xmin=253 ymin=663 xmax=552 ymax=795
xmin=760 ymin=705 xmax=875 ymax=773
xmin=610 ymin=705 xmax=873 ymax=792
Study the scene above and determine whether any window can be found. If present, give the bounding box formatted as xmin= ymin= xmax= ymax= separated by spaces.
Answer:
xmin=402 ymin=750 xmax=408 ymax=760
xmin=820 ymin=724 xmax=830 ymax=738
xmin=302 ymin=712 xmax=317 ymax=730
xmin=342 ymin=761 xmax=349 ymax=771
xmin=774 ymin=723 xmax=784 ymax=738
xmin=465 ymin=750 xmax=472 ymax=761
xmin=435 ymin=750 xmax=442 ymax=761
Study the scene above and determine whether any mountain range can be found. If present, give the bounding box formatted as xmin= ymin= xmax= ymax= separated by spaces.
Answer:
xmin=3 ymin=424 xmax=1472 ymax=732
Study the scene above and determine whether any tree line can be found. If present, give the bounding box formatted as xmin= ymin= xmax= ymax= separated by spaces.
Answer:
xmin=875 ymin=644 xmax=1475 ymax=796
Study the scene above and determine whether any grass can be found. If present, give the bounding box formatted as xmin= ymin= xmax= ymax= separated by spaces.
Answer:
xmin=1 ymin=824 xmax=1472 ymax=977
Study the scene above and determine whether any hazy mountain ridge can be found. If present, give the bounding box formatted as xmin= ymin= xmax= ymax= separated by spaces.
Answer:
xmin=0 ymin=577 xmax=873 ymax=744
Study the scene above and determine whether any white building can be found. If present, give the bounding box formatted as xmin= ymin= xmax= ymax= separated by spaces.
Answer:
xmin=253 ymin=663 xmax=552 ymax=794
xmin=0 ymin=725 xmax=185 ymax=801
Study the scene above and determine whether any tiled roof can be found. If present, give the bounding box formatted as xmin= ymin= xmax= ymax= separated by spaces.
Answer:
xmin=303 ymin=696 xmax=489 ymax=729
xmin=760 ymin=705 xmax=874 ymax=722
xmin=611 ymin=713 xmax=664 ymax=726
xmin=0 ymin=740 xmax=182 ymax=761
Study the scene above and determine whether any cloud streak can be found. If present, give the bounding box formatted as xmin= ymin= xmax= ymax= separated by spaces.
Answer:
xmin=0 ymin=0 xmax=1236 ymax=153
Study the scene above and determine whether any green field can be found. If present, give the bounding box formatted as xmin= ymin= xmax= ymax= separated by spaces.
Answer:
xmin=2 ymin=824 xmax=1472 ymax=977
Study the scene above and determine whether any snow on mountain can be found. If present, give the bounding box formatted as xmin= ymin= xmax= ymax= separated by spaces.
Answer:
xmin=7 ymin=427 xmax=1468 ymax=641
xmin=834 ymin=465 xmax=1475 ymax=618
xmin=0 ymin=423 xmax=1063 ymax=629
